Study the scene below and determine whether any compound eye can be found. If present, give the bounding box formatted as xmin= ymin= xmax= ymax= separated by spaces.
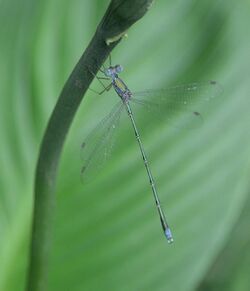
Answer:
xmin=115 ymin=65 xmax=123 ymax=73
xmin=105 ymin=68 xmax=112 ymax=76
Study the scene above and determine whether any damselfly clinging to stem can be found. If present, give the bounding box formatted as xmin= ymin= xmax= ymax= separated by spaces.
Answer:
xmin=81 ymin=55 xmax=221 ymax=243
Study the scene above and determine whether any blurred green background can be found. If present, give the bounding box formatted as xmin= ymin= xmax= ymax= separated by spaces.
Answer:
xmin=1 ymin=0 xmax=250 ymax=290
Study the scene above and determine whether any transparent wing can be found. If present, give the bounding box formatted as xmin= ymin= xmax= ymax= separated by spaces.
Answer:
xmin=132 ymin=81 xmax=221 ymax=104
xmin=81 ymin=101 xmax=124 ymax=183
xmin=131 ymin=81 xmax=222 ymax=129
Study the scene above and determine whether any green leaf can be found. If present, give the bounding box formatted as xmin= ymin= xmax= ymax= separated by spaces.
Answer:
xmin=0 ymin=0 xmax=250 ymax=291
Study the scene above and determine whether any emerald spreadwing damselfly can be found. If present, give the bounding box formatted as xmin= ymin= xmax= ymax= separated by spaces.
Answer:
xmin=81 ymin=56 xmax=221 ymax=243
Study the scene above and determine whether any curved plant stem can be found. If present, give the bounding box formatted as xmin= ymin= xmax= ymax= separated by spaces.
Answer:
xmin=26 ymin=0 xmax=154 ymax=290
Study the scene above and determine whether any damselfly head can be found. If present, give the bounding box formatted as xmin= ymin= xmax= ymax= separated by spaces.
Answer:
xmin=104 ymin=65 xmax=123 ymax=77
xmin=104 ymin=67 xmax=113 ymax=77
xmin=115 ymin=64 xmax=123 ymax=73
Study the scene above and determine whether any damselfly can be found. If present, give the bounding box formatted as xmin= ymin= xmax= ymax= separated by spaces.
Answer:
xmin=81 ymin=57 xmax=221 ymax=243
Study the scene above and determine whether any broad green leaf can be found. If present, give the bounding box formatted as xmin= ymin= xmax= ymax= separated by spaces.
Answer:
xmin=0 ymin=0 xmax=250 ymax=291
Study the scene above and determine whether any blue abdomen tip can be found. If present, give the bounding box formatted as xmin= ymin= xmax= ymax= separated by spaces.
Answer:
xmin=165 ymin=228 xmax=174 ymax=243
